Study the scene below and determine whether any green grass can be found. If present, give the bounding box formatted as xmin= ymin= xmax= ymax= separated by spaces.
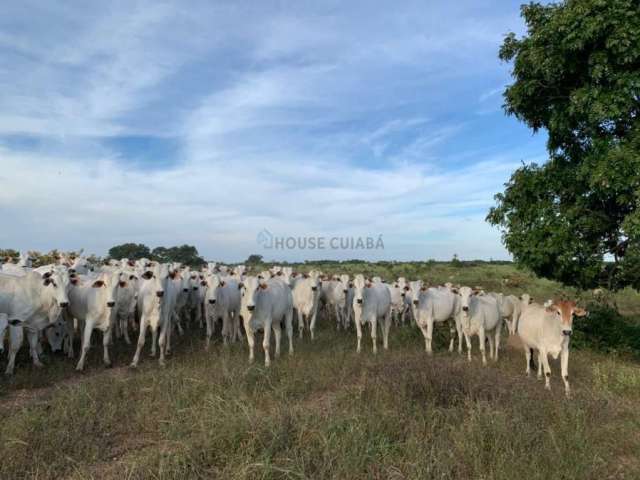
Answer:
xmin=1 ymin=263 xmax=639 ymax=479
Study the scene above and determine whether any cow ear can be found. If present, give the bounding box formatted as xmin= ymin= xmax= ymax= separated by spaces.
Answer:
xmin=43 ymin=278 xmax=52 ymax=286
xmin=92 ymin=280 xmax=105 ymax=288
xmin=43 ymin=271 xmax=52 ymax=279
xmin=451 ymin=288 xmax=458 ymax=294
xmin=574 ymin=307 xmax=588 ymax=317
xmin=238 ymin=282 xmax=244 ymax=289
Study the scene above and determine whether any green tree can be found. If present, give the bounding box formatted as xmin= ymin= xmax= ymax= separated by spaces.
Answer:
xmin=152 ymin=245 xmax=205 ymax=267
xmin=487 ymin=0 xmax=640 ymax=290
xmin=245 ymin=254 xmax=264 ymax=265
xmin=108 ymin=243 xmax=152 ymax=260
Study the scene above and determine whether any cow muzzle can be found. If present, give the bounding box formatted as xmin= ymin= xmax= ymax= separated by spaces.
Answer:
xmin=356 ymin=299 xmax=363 ymax=304
xmin=343 ymin=289 xmax=348 ymax=294
xmin=311 ymin=286 xmax=317 ymax=291
xmin=208 ymin=299 xmax=216 ymax=305
xmin=193 ymin=287 xmax=198 ymax=291
xmin=247 ymin=305 xmax=255 ymax=311
xmin=156 ymin=291 xmax=164 ymax=298
xmin=59 ymin=301 xmax=69 ymax=308
xmin=562 ymin=330 xmax=572 ymax=336
xmin=462 ymin=306 xmax=469 ymax=312
xmin=413 ymin=300 xmax=418 ymax=306
xmin=183 ymin=288 xmax=189 ymax=293
xmin=107 ymin=301 xmax=115 ymax=308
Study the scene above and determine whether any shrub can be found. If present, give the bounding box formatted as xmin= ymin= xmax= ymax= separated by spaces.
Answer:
xmin=573 ymin=303 xmax=640 ymax=357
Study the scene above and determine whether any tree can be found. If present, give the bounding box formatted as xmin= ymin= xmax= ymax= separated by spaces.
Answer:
xmin=151 ymin=245 xmax=205 ymax=267
xmin=108 ymin=243 xmax=152 ymax=260
xmin=487 ymin=0 xmax=640 ymax=290
xmin=245 ymin=254 xmax=264 ymax=265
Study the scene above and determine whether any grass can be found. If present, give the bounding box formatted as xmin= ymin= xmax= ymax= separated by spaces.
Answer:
xmin=1 ymin=262 xmax=639 ymax=479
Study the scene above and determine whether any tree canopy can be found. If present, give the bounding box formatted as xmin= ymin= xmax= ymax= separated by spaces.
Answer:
xmin=108 ymin=243 xmax=152 ymax=261
xmin=487 ymin=0 xmax=640 ymax=290
xmin=108 ymin=243 xmax=205 ymax=267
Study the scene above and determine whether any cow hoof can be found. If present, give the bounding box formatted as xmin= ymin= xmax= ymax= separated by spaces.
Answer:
xmin=129 ymin=363 xmax=138 ymax=369
xmin=75 ymin=366 xmax=85 ymax=372
xmin=34 ymin=361 xmax=44 ymax=369
xmin=104 ymin=362 xmax=113 ymax=369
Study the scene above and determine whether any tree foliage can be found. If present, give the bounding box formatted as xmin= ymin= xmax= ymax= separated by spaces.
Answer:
xmin=151 ymin=245 xmax=205 ymax=267
xmin=108 ymin=243 xmax=152 ymax=261
xmin=487 ymin=0 xmax=640 ymax=290
xmin=245 ymin=254 xmax=264 ymax=265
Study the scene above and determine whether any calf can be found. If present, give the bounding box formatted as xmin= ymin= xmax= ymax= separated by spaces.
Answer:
xmin=457 ymin=286 xmax=501 ymax=365
xmin=488 ymin=292 xmax=521 ymax=335
xmin=239 ymin=276 xmax=294 ymax=366
xmin=516 ymin=299 xmax=586 ymax=396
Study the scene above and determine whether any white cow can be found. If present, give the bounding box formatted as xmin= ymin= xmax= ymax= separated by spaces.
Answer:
xmin=414 ymin=285 xmax=461 ymax=355
xmin=239 ymin=276 xmax=294 ymax=366
xmin=65 ymin=272 xmax=119 ymax=371
xmin=291 ymin=273 xmax=319 ymax=339
xmin=387 ymin=281 xmax=405 ymax=326
xmin=352 ymin=277 xmax=392 ymax=353
xmin=516 ymin=299 xmax=586 ymax=396
xmin=457 ymin=286 xmax=501 ymax=365
xmin=113 ymin=272 xmax=138 ymax=345
xmin=0 ymin=271 xmax=70 ymax=374
xmin=130 ymin=268 xmax=166 ymax=367
xmin=205 ymin=275 xmax=241 ymax=348
xmin=320 ymin=276 xmax=347 ymax=330
xmin=488 ymin=292 xmax=521 ymax=335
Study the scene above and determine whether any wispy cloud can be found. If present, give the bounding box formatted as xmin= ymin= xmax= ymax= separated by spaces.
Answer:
xmin=0 ymin=0 xmax=544 ymax=261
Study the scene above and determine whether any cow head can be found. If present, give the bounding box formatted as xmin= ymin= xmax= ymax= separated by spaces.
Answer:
xmin=457 ymin=286 xmax=480 ymax=316
xmin=352 ymin=275 xmax=365 ymax=306
xmin=43 ymin=273 xmax=69 ymax=308
xmin=239 ymin=276 xmax=259 ymax=317
xmin=545 ymin=300 xmax=587 ymax=336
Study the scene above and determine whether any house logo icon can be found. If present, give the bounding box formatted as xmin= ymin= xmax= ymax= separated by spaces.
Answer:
xmin=256 ymin=228 xmax=273 ymax=249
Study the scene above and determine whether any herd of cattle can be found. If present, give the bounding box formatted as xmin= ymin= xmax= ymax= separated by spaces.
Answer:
xmin=0 ymin=252 xmax=587 ymax=396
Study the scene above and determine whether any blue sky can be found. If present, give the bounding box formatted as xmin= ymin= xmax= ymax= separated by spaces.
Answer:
xmin=0 ymin=0 xmax=548 ymax=262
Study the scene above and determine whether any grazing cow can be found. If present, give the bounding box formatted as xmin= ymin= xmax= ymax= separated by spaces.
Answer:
xmin=291 ymin=273 xmax=319 ymax=339
xmin=516 ymin=299 xmax=587 ymax=396
xmin=0 ymin=271 xmax=70 ymax=374
xmin=352 ymin=276 xmax=392 ymax=353
xmin=457 ymin=286 xmax=501 ymax=365
xmin=414 ymin=285 xmax=461 ymax=355
xmin=65 ymin=272 xmax=119 ymax=371
xmin=130 ymin=269 xmax=166 ymax=368
xmin=239 ymin=276 xmax=294 ymax=366
xmin=205 ymin=275 xmax=241 ymax=348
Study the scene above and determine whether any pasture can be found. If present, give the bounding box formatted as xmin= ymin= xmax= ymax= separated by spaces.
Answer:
xmin=1 ymin=262 xmax=640 ymax=479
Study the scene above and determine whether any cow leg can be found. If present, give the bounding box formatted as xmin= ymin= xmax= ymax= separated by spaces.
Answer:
xmin=309 ymin=309 xmax=318 ymax=341
xmin=525 ymin=347 xmax=533 ymax=376
xmin=26 ymin=329 xmax=44 ymax=368
xmin=243 ymin=317 xmax=255 ymax=363
xmin=425 ymin=317 xmax=434 ymax=355
xmin=205 ymin=310 xmax=214 ymax=351
xmin=150 ymin=324 xmax=158 ymax=357
xmin=382 ymin=313 xmax=391 ymax=350
xmin=123 ymin=314 xmax=132 ymax=345
xmin=130 ymin=314 xmax=148 ymax=368
xmin=448 ymin=319 xmax=456 ymax=352
xmin=494 ymin=326 xmax=501 ymax=361
xmin=487 ymin=333 xmax=495 ymax=361
xmin=297 ymin=309 xmax=304 ymax=339
xmin=263 ymin=320 xmax=272 ymax=367
xmin=479 ymin=327 xmax=487 ymax=366
xmin=371 ymin=319 xmax=378 ymax=354
xmin=5 ymin=326 xmax=23 ymax=375
xmin=285 ymin=310 xmax=294 ymax=355
xmin=540 ymin=349 xmax=552 ymax=390
xmin=103 ymin=327 xmax=112 ymax=368
xmin=464 ymin=332 xmax=472 ymax=362
xmin=221 ymin=311 xmax=230 ymax=346
xmin=64 ymin=312 xmax=75 ymax=359
xmin=232 ymin=311 xmax=241 ymax=342
xmin=418 ymin=324 xmax=429 ymax=354
xmin=76 ymin=320 xmax=94 ymax=371
xmin=158 ymin=319 xmax=167 ymax=367
xmin=561 ymin=347 xmax=570 ymax=397
xmin=456 ymin=316 xmax=464 ymax=354
xmin=537 ymin=351 xmax=543 ymax=379
xmin=334 ymin=304 xmax=341 ymax=331
xmin=273 ymin=322 xmax=282 ymax=358
xmin=355 ymin=317 xmax=363 ymax=353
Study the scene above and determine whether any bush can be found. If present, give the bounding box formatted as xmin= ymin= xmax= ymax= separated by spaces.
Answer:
xmin=572 ymin=303 xmax=640 ymax=357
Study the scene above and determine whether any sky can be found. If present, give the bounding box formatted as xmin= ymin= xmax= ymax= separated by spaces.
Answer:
xmin=0 ymin=0 xmax=549 ymax=262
